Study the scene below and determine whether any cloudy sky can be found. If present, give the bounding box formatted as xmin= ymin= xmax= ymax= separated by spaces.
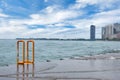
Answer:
xmin=0 ymin=0 xmax=120 ymax=39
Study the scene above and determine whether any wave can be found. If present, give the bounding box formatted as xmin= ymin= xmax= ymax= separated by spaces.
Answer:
xmin=100 ymin=49 xmax=120 ymax=54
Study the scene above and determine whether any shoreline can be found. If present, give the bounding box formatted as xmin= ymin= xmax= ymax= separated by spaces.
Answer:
xmin=0 ymin=55 xmax=120 ymax=80
xmin=70 ymin=53 xmax=120 ymax=60
xmin=0 ymin=52 xmax=120 ymax=80
xmin=0 ymin=52 xmax=120 ymax=67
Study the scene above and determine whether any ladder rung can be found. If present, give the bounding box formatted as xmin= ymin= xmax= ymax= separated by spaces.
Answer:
xmin=17 ymin=61 xmax=24 ymax=65
xmin=24 ymin=60 xmax=34 ymax=64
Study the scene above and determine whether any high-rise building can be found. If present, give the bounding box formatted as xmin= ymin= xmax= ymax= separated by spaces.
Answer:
xmin=102 ymin=23 xmax=120 ymax=40
xmin=113 ymin=23 xmax=120 ymax=34
xmin=102 ymin=27 xmax=106 ymax=39
xmin=90 ymin=25 xmax=95 ymax=40
xmin=102 ymin=24 xmax=114 ymax=39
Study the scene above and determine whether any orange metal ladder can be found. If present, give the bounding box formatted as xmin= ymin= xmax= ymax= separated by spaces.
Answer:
xmin=17 ymin=40 xmax=35 ymax=65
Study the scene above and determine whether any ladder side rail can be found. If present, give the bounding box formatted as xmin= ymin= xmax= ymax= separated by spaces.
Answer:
xmin=27 ymin=40 xmax=34 ymax=64
xmin=17 ymin=40 xmax=25 ymax=64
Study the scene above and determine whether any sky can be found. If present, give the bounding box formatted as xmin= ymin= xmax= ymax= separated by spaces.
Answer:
xmin=0 ymin=0 xmax=120 ymax=39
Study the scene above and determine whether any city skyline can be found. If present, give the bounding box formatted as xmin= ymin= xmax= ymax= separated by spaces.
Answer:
xmin=0 ymin=0 xmax=120 ymax=39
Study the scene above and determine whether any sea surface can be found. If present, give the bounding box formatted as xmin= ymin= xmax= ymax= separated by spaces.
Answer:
xmin=0 ymin=39 xmax=120 ymax=66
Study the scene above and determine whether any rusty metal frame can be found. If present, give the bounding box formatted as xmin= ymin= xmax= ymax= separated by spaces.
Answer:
xmin=25 ymin=40 xmax=35 ymax=64
xmin=17 ymin=40 xmax=34 ymax=65
xmin=17 ymin=40 xmax=25 ymax=65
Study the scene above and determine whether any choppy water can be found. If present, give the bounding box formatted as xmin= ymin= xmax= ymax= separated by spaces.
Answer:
xmin=0 ymin=39 xmax=120 ymax=66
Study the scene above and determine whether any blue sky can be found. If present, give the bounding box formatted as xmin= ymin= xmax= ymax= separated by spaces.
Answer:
xmin=0 ymin=0 xmax=120 ymax=39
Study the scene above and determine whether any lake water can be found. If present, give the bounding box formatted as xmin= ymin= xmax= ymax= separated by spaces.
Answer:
xmin=0 ymin=39 xmax=120 ymax=66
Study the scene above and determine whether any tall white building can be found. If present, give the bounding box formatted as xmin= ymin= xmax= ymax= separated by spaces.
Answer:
xmin=102 ymin=23 xmax=120 ymax=40
xmin=102 ymin=24 xmax=114 ymax=39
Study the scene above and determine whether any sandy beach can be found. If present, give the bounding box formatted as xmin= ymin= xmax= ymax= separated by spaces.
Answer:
xmin=0 ymin=53 xmax=120 ymax=80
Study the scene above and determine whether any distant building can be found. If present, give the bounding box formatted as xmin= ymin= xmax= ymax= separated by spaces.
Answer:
xmin=102 ymin=27 xmax=106 ymax=39
xmin=113 ymin=23 xmax=120 ymax=34
xmin=102 ymin=24 xmax=114 ymax=39
xmin=90 ymin=25 xmax=95 ymax=40
xmin=102 ymin=23 xmax=120 ymax=40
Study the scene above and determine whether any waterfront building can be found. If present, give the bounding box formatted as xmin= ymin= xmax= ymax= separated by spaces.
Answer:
xmin=102 ymin=27 xmax=106 ymax=39
xmin=90 ymin=25 xmax=95 ymax=40
xmin=102 ymin=24 xmax=114 ymax=39
xmin=102 ymin=23 xmax=120 ymax=40
xmin=113 ymin=23 xmax=120 ymax=34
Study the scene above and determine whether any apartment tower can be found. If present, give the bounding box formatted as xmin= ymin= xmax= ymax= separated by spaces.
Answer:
xmin=90 ymin=25 xmax=96 ymax=40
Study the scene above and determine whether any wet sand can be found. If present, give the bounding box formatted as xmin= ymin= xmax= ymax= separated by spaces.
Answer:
xmin=1 ymin=54 xmax=120 ymax=80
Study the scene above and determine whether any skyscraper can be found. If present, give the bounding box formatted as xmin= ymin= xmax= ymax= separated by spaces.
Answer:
xmin=102 ymin=25 xmax=114 ymax=40
xmin=102 ymin=23 xmax=120 ymax=40
xmin=90 ymin=25 xmax=95 ymax=40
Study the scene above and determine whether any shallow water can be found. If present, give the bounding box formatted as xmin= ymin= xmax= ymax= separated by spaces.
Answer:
xmin=0 ymin=39 xmax=120 ymax=66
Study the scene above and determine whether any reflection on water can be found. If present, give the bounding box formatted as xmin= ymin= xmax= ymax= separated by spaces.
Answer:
xmin=16 ymin=64 xmax=34 ymax=80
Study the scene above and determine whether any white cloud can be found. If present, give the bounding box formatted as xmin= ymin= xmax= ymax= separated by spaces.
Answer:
xmin=53 ymin=23 xmax=66 ymax=27
xmin=71 ymin=0 xmax=98 ymax=9
xmin=92 ymin=9 xmax=120 ymax=26
xmin=22 ymin=28 xmax=44 ymax=36
xmin=43 ymin=5 xmax=59 ymax=13
xmin=0 ymin=13 xmax=9 ymax=17
xmin=0 ymin=8 xmax=9 ymax=18
xmin=44 ymin=0 xmax=48 ymax=2
xmin=69 ymin=9 xmax=120 ymax=28
xmin=71 ymin=0 xmax=119 ymax=10
xmin=9 ymin=5 xmax=83 ymax=26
